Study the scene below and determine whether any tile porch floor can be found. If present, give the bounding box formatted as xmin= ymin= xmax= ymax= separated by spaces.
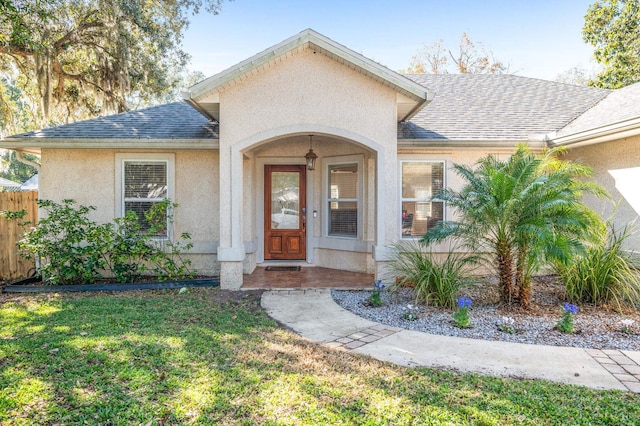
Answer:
xmin=242 ymin=266 xmax=373 ymax=290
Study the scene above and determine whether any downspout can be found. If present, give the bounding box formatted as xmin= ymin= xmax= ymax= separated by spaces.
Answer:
xmin=15 ymin=149 xmax=41 ymax=173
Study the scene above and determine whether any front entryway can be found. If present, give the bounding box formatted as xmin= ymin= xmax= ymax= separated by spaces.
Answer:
xmin=264 ymin=164 xmax=306 ymax=260
xmin=242 ymin=267 xmax=373 ymax=289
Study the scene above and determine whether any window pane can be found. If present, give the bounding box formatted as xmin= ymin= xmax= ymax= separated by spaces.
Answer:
xmin=402 ymin=162 xmax=443 ymax=199
xmin=125 ymin=201 xmax=167 ymax=235
xmin=401 ymin=162 xmax=444 ymax=238
xmin=124 ymin=162 xmax=167 ymax=199
xmin=402 ymin=201 xmax=444 ymax=237
xmin=271 ymin=171 xmax=300 ymax=230
xmin=329 ymin=164 xmax=357 ymax=199
xmin=329 ymin=201 xmax=358 ymax=237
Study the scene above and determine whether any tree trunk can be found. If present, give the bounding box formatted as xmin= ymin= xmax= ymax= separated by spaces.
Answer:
xmin=516 ymin=245 xmax=531 ymax=309
xmin=497 ymin=242 xmax=514 ymax=304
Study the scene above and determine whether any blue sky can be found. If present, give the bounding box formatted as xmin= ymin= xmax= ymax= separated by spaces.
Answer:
xmin=183 ymin=0 xmax=598 ymax=81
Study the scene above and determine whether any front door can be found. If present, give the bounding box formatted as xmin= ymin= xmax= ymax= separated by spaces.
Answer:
xmin=264 ymin=165 xmax=306 ymax=260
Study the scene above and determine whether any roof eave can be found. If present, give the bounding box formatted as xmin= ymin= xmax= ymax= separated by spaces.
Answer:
xmin=547 ymin=116 xmax=640 ymax=148
xmin=184 ymin=29 xmax=429 ymax=105
xmin=397 ymin=138 xmax=546 ymax=151
xmin=0 ymin=138 xmax=220 ymax=152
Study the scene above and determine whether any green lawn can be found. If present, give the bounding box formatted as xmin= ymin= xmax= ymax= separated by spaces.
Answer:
xmin=0 ymin=289 xmax=638 ymax=425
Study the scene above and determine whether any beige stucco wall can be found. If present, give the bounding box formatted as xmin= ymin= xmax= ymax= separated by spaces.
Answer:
xmin=216 ymin=49 xmax=398 ymax=145
xmin=210 ymin=47 xmax=401 ymax=286
xmin=40 ymin=149 xmax=221 ymax=274
xmin=564 ymin=136 xmax=640 ymax=250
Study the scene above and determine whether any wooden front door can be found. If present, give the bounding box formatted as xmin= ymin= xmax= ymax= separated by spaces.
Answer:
xmin=264 ymin=165 xmax=306 ymax=260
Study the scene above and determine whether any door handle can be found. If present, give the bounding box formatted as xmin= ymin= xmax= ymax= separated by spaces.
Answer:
xmin=302 ymin=215 xmax=306 ymax=231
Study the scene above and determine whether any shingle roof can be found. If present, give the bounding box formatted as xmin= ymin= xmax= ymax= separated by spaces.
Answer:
xmin=400 ymin=74 xmax=610 ymax=141
xmin=556 ymin=81 xmax=640 ymax=137
xmin=10 ymin=101 xmax=218 ymax=140
xmin=6 ymin=75 xmax=617 ymax=145
xmin=0 ymin=177 xmax=21 ymax=189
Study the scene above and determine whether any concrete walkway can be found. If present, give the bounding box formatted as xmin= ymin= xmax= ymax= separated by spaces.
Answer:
xmin=261 ymin=289 xmax=640 ymax=393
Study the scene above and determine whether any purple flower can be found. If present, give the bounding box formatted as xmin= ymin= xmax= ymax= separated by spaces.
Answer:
xmin=372 ymin=279 xmax=385 ymax=291
xmin=457 ymin=296 xmax=472 ymax=309
xmin=563 ymin=302 xmax=578 ymax=315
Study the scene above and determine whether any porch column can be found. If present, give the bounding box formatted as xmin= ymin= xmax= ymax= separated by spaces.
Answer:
xmin=218 ymin=145 xmax=245 ymax=290
xmin=372 ymin=145 xmax=398 ymax=284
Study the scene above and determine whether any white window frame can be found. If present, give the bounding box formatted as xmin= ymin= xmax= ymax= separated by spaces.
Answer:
xmin=322 ymin=154 xmax=364 ymax=239
xmin=115 ymin=153 xmax=175 ymax=239
xmin=399 ymin=159 xmax=446 ymax=240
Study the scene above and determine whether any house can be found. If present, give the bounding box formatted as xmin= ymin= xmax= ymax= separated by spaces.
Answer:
xmin=19 ymin=173 xmax=38 ymax=191
xmin=0 ymin=29 xmax=639 ymax=289
xmin=0 ymin=177 xmax=21 ymax=191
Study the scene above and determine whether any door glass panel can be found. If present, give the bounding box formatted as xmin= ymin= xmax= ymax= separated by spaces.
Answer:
xmin=271 ymin=171 xmax=299 ymax=230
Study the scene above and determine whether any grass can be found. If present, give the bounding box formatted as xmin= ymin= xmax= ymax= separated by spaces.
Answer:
xmin=1 ymin=289 xmax=639 ymax=425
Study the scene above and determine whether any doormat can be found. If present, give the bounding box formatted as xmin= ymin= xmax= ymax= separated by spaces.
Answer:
xmin=265 ymin=266 xmax=301 ymax=271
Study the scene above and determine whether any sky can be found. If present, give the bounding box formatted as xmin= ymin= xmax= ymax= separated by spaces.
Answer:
xmin=182 ymin=0 xmax=600 ymax=81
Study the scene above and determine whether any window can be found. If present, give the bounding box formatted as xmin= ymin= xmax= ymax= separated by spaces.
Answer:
xmin=328 ymin=163 xmax=358 ymax=237
xmin=401 ymin=161 xmax=444 ymax=238
xmin=116 ymin=154 xmax=174 ymax=237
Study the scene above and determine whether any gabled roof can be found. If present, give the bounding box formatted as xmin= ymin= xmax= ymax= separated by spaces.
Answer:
xmin=0 ymin=177 xmax=21 ymax=189
xmin=20 ymin=174 xmax=38 ymax=190
xmin=400 ymin=74 xmax=610 ymax=142
xmin=550 ymin=81 xmax=640 ymax=146
xmin=1 ymin=101 xmax=218 ymax=152
xmin=184 ymin=28 xmax=431 ymax=122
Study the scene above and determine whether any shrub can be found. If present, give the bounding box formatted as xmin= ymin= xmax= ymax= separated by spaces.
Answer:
xmin=17 ymin=199 xmax=194 ymax=285
xmin=391 ymin=242 xmax=477 ymax=309
xmin=18 ymin=199 xmax=112 ymax=285
xmin=108 ymin=200 xmax=194 ymax=282
xmin=555 ymin=223 xmax=640 ymax=309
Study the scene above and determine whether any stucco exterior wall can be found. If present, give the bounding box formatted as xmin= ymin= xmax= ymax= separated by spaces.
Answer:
xmin=41 ymin=149 xmax=115 ymax=223
xmin=211 ymin=46 xmax=401 ymax=286
xmin=216 ymin=49 xmax=398 ymax=145
xmin=40 ymin=149 xmax=221 ymax=274
xmin=564 ymin=136 xmax=640 ymax=250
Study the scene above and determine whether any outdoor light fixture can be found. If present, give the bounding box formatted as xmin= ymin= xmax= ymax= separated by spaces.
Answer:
xmin=305 ymin=135 xmax=318 ymax=171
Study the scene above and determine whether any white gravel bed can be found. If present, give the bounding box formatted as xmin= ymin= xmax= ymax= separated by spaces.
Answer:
xmin=332 ymin=288 xmax=640 ymax=351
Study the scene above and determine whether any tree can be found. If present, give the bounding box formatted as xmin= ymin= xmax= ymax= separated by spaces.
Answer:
xmin=583 ymin=0 xmax=640 ymax=89
xmin=404 ymin=32 xmax=507 ymax=74
xmin=0 ymin=0 xmax=225 ymax=127
xmin=555 ymin=66 xmax=598 ymax=86
xmin=0 ymin=149 xmax=38 ymax=183
xmin=422 ymin=146 xmax=604 ymax=308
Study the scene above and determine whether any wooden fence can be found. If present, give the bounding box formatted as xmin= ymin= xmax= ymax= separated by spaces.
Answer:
xmin=0 ymin=191 xmax=38 ymax=281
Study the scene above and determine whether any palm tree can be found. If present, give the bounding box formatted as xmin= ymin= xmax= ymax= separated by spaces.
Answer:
xmin=422 ymin=145 xmax=604 ymax=307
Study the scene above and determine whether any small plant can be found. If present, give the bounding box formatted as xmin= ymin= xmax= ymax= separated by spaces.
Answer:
xmin=452 ymin=296 xmax=472 ymax=328
xmin=367 ymin=279 xmax=385 ymax=307
xmin=402 ymin=312 xmax=419 ymax=321
xmin=555 ymin=222 xmax=640 ymax=309
xmin=497 ymin=316 xmax=517 ymax=334
xmin=390 ymin=241 xmax=478 ymax=309
xmin=556 ymin=302 xmax=578 ymax=333
xmin=401 ymin=303 xmax=419 ymax=321
xmin=619 ymin=319 xmax=636 ymax=335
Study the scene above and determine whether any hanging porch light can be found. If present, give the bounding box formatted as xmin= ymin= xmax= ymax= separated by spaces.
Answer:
xmin=305 ymin=134 xmax=318 ymax=171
